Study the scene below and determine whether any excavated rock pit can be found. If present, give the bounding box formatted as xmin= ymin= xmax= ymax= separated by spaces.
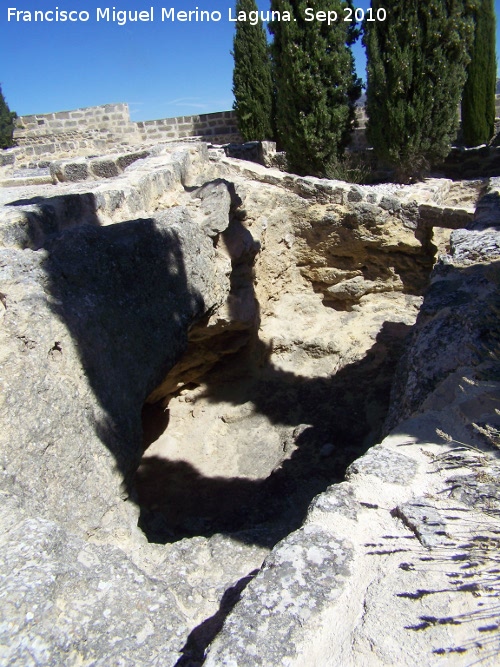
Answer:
xmin=136 ymin=295 xmax=419 ymax=545
xmin=1 ymin=143 xmax=497 ymax=666
xmin=132 ymin=155 xmax=483 ymax=547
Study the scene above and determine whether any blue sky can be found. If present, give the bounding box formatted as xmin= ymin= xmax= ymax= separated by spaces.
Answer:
xmin=0 ymin=1 xmax=498 ymax=121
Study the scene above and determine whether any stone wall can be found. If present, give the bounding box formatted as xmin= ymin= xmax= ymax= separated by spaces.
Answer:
xmin=14 ymin=103 xmax=134 ymax=140
xmin=7 ymin=95 xmax=500 ymax=167
xmin=12 ymin=103 xmax=365 ymax=161
xmin=12 ymin=103 xmax=142 ymax=164
xmin=136 ymin=110 xmax=240 ymax=144
xmin=11 ymin=104 xmax=241 ymax=165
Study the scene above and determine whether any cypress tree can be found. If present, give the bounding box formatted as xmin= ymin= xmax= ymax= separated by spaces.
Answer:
xmin=461 ymin=0 xmax=496 ymax=146
xmin=0 ymin=85 xmax=16 ymax=150
xmin=364 ymin=0 xmax=475 ymax=182
xmin=232 ymin=0 xmax=274 ymax=141
xmin=269 ymin=0 xmax=361 ymax=176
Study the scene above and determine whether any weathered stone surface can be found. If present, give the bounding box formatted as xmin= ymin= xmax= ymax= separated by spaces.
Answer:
xmin=346 ymin=445 xmax=417 ymax=485
xmin=0 ymin=497 xmax=188 ymax=667
xmin=385 ymin=181 xmax=500 ymax=431
xmin=201 ymin=169 xmax=500 ymax=666
xmin=0 ymin=150 xmax=15 ymax=167
xmin=391 ymin=500 xmax=448 ymax=548
xmin=205 ymin=525 xmax=353 ymax=666
xmin=0 ymin=191 xmax=233 ymax=543
xmin=1 ymin=142 xmax=499 ymax=667
xmin=0 ymin=145 xmax=211 ymax=246
xmin=192 ymin=178 xmax=241 ymax=236
xmin=50 ymin=150 xmax=153 ymax=183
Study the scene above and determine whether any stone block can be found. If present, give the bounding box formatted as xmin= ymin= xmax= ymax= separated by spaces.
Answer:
xmin=116 ymin=151 xmax=149 ymax=171
xmin=90 ymin=159 xmax=120 ymax=179
xmin=0 ymin=151 xmax=15 ymax=166
xmin=64 ymin=161 xmax=89 ymax=181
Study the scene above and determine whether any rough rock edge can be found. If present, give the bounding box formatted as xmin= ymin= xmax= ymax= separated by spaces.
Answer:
xmin=203 ymin=183 xmax=500 ymax=666
xmin=0 ymin=147 xmax=496 ymax=666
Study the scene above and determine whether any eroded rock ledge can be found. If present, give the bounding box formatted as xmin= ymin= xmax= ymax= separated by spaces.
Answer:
xmin=204 ymin=177 xmax=500 ymax=667
xmin=0 ymin=145 xmax=498 ymax=665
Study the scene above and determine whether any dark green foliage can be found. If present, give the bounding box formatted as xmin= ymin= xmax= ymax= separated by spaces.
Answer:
xmin=269 ymin=0 xmax=361 ymax=176
xmin=232 ymin=0 xmax=274 ymax=141
xmin=461 ymin=0 xmax=496 ymax=146
xmin=0 ymin=85 xmax=16 ymax=149
xmin=364 ymin=1 xmax=475 ymax=182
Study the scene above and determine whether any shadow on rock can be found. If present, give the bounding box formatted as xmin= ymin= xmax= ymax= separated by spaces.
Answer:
xmin=7 ymin=192 xmax=102 ymax=249
xmin=175 ymin=570 xmax=259 ymax=666
xmin=40 ymin=214 xmax=206 ymax=491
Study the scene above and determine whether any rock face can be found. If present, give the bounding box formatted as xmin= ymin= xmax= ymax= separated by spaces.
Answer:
xmin=386 ymin=177 xmax=500 ymax=431
xmin=0 ymin=147 xmax=266 ymax=665
xmin=0 ymin=170 xmax=240 ymax=544
xmin=1 ymin=142 xmax=498 ymax=665
xmin=203 ymin=178 xmax=500 ymax=667
xmin=0 ymin=499 xmax=188 ymax=666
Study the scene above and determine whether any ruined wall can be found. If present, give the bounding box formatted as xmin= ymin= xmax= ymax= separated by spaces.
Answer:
xmin=12 ymin=103 xmax=141 ymax=161
xmin=12 ymin=104 xmax=241 ymax=164
xmin=9 ymin=96 xmax=500 ymax=167
xmin=12 ymin=104 xmax=366 ymax=162
xmin=14 ymin=103 xmax=134 ymax=140
xmin=136 ymin=110 xmax=240 ymax=144
xmin=10 ymin=103 xmax=363 ymax=164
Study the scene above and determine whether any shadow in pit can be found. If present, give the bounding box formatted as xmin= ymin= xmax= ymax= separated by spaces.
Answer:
xmin=22 ymin=183 xmax=425 ymax=548
xmin=136 ymin=321 xmax=413 ymax=546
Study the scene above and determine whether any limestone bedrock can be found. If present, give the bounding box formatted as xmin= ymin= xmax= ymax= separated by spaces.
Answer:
xmin=0 ymin=143 xmax=498 ymax=666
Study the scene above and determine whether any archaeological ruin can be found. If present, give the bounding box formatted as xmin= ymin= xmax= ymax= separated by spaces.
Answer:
xmin=0 ymin=103 xmax=499 ymax=666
